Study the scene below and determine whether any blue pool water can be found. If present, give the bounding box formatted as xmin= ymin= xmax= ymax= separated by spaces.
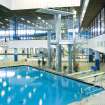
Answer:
xmin=0 ymin=66 xmax=103 ymax=105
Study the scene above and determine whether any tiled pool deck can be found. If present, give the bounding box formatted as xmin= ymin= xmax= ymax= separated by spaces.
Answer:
xmin=70 ymin=91 xmax=105 ymax=105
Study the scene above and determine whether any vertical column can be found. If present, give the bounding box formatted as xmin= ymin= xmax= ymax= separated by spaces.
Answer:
xmin=89 ymin=49 xmax=93 ymax=62
xmin=29 ymin=48 xmax=32 ymax=57
xmin=55 ymin=14 xmax=62 ymax=72
xmin=32 ymin=48 xmax=34 ymax=56
xmin=27 ymin=48 xmax=29 ymax=58
xmin=68 ymin=44 xmax=72 ymax=73
xmin=56 ymin=44 xmax=62 ymax=72
xmin=95 ymin=51 xmax=100 ymax=70
xmin=13 ymin=17 xmax=18 ymax=62
xmin=47 ymin=32 xmax=51 ymax=68
xmin=34 ymin=48 xmax=37 ymax=56
xmin=14 ymin=48 xmax=18 ymax=61
xmin=67 ymin=16 xmax=73 ymax=72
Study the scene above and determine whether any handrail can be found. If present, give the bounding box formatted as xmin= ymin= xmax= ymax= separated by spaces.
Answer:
xmin=68 ymin=70 xmax=91 ymax=76
xmin=79 ymin=72 xmax=105 ymax=79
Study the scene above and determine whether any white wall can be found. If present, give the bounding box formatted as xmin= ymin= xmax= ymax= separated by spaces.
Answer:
xmin=11 ymin=0 xmax=80 ymax=10
xmin=87 ymin=34 xmax=105 ymax=53
xmin=7 ymin=40 xmax=48 ymax=48
xmin=0 ymin=0 xmax=80 ymax=10
xmin=0 ymin=0 xmax=12 ymax=9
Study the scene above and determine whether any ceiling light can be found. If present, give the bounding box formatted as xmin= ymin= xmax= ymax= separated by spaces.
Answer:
xmin=27 ymin=20 xmax=31 ymax=23
xmin=42 ymin=20 xmax=45 ymax=23
xmin=46 ymin=22 xmax=48 ymax=25
xmin=21 ymin=18 xmax=25 ymax=21
xmin=37 ymin=17 xmax=41 ymax=20
xmin=0 ymin=22 xmax=3 ymax=25
xmin=5 ymin=18 xmax=9 ymax=21
xmin=32 ymin=23 xmax=35 ymax=25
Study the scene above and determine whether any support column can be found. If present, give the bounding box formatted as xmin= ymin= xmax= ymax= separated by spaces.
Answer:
xmin=47 ymin=32 xmax=51 ymax=68
xmin=68 ymin=44 xmax=72 ymax=73
xmin=14 ymin=48 xmax=18 ymax=61
xmin=34 ymin=48 xmax=37 ymax=56
xmin=56 ymin=44 xmax=62 ymax=72
xmin=12 ymin=17 xmax=18 ymax=62
xmin=95 ymin=51 xmax=100 ymax=70
xmin=89 ymin=49 xmax=93 ymax=62
xmin=55 ymin=14 xmax=62 ymax=72
xmin=27 ymin=48 xmax=29 ymax=58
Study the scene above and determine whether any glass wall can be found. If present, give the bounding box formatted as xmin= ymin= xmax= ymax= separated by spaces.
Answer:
xmin=100 ymin=8 xmax=105 ymax=34
xmin=89 ymin=7 xmax=105 ymax=38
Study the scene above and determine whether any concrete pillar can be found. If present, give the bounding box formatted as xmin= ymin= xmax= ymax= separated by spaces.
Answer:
xmin=68 ymin=44 xmax=72 ymax=73
xmin=34 ymin=48 xmax=37 ymax=56
xmin=27 ymin=48 xmax=29 ymax=58
xmin=55 ymin=14 xmax=62 ymax=72
xmin=12 ymin=17 xmax=18 ymax=62
xmin=14 ymin=48 xmax=18 ymax=61
xmin=47 ymin=32 xmax=52 ymax=68
xmin=29 ymin=48 xmax=32 ymax=56
xmin=95 ymin=51 xmax=100 ymax=70
xmin=89 ymin=49 xmax=93 ymax=62
xmin=56 ymin=44 xmax=62 ymax=72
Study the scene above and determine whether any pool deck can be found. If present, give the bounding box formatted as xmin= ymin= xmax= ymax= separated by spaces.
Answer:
xmin=70 ymin=91 xmax=105 ymax=105
xmin=0 ymin=59 xmax=105 ymax=105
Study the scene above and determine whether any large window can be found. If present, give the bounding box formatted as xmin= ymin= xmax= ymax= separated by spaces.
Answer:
xmin=89 ymin=7 xmax=105 ymax=38
xmin=93 ymin=20 xmax=95 ymax=37
xmin=100 ymin=8 xmax=105 ymax=34
xmin=91 ymin=23 xmax=93 ymax=38
xmin=94 ymin=17 xmax=98 ymax=36
xmin=98 ymin=13 xmax=101 ymax=35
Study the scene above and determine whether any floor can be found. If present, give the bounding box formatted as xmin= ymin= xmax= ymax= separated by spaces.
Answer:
xmin=70 ymin=91 xmax=105 ymax=105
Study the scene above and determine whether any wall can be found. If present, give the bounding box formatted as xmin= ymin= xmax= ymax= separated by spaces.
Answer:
xmin=7 ymin=0 xmax=80 ymax=10
xmin=7 ymin=40 xmax=48 ymax=48
xmin=87 ymin=34 xmax=105 ymax=53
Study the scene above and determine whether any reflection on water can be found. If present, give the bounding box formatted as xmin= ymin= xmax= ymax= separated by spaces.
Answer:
xmin=0 ymin=66 xmax=103 ymax=105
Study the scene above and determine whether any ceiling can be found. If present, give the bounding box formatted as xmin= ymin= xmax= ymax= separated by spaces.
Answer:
xmin=0 ymin=5 xmax=80 ymax=30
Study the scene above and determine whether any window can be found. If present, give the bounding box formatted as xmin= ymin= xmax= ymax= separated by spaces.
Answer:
xmin=95 ymin=17 xmax=98 ymax=36
xmin=100 ymin=8 xmax=105 ymax=34
xmin=98 ymin=13 xmax=101 ymax=35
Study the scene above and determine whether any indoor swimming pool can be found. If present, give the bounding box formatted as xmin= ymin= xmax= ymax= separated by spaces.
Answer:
xmin=0 ymin=66 xmax=103 ymax=105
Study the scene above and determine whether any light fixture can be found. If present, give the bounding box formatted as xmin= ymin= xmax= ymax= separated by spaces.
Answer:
xmin=21 ymin=18 xmax=25 ymax=21
xmin=32 ymin=23 xmax=35 ymax=25
xmin=37 ymin=16 xmax=41 ymax=20
xmin=27 ymin=20 xmax=31 ymax=23
xmin=46 ymin=22 xmax=48 ymax=25
xmin=0 ymin=22 xmax=3 ymax=25
xmin=42 ymin=20 xmax=45 ymax=23
xmin=5 ymin=18 xmax=9 ymax=21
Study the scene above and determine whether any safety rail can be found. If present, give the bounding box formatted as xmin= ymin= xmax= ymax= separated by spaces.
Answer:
xmin=68 ymin=70 xmax=91 ymax=76
xmin=78 ymin=72 xmax=105 ymax=80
